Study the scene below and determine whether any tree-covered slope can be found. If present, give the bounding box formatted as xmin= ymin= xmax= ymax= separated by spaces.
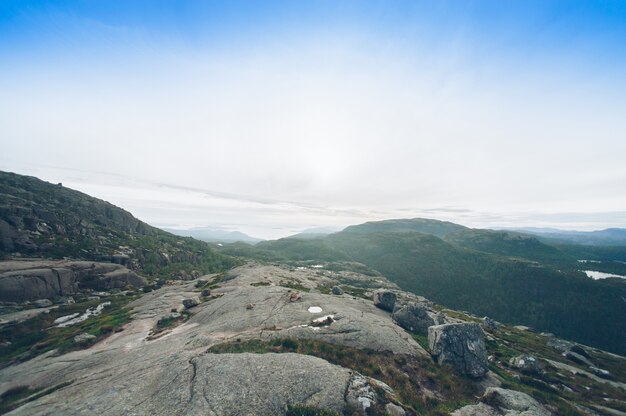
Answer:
xmin=227 ymin=219 xmax=626 ymax=354
xmin=341 ymin=218 xmax=467 ymax=238
xmin=442 ymin=229 xmax=575 ymax=265
xmin=0 ymin=171 xmax=238 ymax=278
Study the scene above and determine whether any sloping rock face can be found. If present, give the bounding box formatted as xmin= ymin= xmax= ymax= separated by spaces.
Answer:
xmin=7 ymin=352 xmax=388 ymax=415
xmin=392 ymin=302 xmax=435 ymax=335
xmin=0 ymin=260 xmax=146 ymax=302
xmin=428 ymin=323 xmax=488 ymax=378
xmin=187 ymin=266 xmax=426 ymax=356
xmin=0 ymin=264 xmax=420 ymax=415
xmin=452 ymin=387 xmax=552 ymax=416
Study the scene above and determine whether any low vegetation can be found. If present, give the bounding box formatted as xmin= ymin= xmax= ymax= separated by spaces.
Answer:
xmin=0 ymin=296 xmax=135 ymax=366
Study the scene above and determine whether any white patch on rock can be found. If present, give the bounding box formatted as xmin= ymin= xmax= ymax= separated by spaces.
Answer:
xmin=56 ymin=302 xmax=111 ymax=328
xmin=308 ymin=306 xmax=323 ymax=313
xmin=53 ymin=313 xmax=80 ymax=325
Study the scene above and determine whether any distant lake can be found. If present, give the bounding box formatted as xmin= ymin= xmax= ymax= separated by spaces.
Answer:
xmin=582 ymin=270 xmax=626 ymax=280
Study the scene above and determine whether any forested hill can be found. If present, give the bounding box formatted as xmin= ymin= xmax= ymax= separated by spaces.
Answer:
xmin=0 ymin=171 xmax=238 ymax=278
xmin=220 ymin=219 xmax=626 ymax=355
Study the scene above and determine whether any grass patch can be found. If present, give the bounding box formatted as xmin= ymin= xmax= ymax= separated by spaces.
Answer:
xmin=411 ymin=333 xmax=430 ymax=351
xmin=316 ymin=285 xmax=332 ymax=295
xmin=341 ymin=286 xmax=369 ymax=299
xmin=279 ymin=280 xmax=311 ymax=292
xmin=251 ymin=281 xmax=271 ymax=287
xmin=0 ymin=297 xmax=135 ymax=366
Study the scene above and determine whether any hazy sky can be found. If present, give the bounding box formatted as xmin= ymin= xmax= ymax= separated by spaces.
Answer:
xmin=1 ymin=1 xmax=626 ymax=239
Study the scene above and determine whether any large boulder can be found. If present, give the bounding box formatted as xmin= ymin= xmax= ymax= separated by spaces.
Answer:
xmin=482 ymin=387 xmax=551 ymax=415
xmin=0 ymin=260 xmax=147 ymax=302
xmin=0 ymin=267 xmax=78 ymax=302
xmin=372 ymin=289 xmax=396 ymax=312
xmin=428 ymin=323 xmax=488 ymax=378
xmin=392 ymin=302 xmax=435 ymax=335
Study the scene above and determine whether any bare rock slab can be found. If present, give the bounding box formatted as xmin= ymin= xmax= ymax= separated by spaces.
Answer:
xmin=8 ymin=352 xmax=390 ymax=415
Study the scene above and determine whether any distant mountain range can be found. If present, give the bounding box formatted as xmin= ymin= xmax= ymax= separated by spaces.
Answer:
xmin=507 ymin=227 xmax=626 ymax=246
xmin=163 ymin=226 xmax=263 ymax=244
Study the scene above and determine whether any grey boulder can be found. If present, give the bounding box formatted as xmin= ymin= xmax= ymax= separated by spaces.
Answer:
xmin=331 ymin=286 xmax=344 ymax=295
xmin=392 ymin=302 xmax=435 ymax=335
xmin=182 ymin=298 xmax=198 ymax=309
xmin=509 ymin=354 xmax=543 ymax=375
xmin=428 ymin=323 xmax=488 ymax=378
xmin=372 ymin=289 xmax=396 ymax=312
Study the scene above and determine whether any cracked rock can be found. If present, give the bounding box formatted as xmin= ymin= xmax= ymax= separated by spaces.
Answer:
xmin=392 ymin=302 xmax=435 ymax=335
xmin=428 ymin=323 xmax=488 ymax=378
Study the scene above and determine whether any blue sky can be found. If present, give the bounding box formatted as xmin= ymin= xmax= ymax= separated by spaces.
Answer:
xmin=1 ymin=1 xmax=626 ymax=238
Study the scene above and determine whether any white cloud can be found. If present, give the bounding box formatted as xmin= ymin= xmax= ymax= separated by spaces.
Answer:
xmin=1 ymin=26 xmax=625 ymax=238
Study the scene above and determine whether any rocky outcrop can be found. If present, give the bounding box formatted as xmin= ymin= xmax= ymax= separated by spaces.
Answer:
xmin=428 ymin=322 xmax=488 ymax=378
xmin=372 ymin=289 xmax=396 ymax=311
xmin=509 ymin=354 xmax=543 ymax=375
xmin=392 ymin=302 xmax=435 ymax=335
xmin=482 ymin=316 xmax=498 ymax=332
xmin=452 ymin=387 xmax=552 ymax=415
xmin=188 ymin=269 xmax=426 ymax=356
xmin=0 ymin=260 xmax=147 ymax=302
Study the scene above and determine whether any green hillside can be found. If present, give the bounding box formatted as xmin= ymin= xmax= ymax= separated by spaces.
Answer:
xmin=341 ymin=218 xmax=467 ymax=237
xmin=223 ymin=219 xmax=626 ymax=354
xmin=443 ymin=229 xmax=575 ymax=265
xmin=0 ymin=171 xmax=239 ymax=278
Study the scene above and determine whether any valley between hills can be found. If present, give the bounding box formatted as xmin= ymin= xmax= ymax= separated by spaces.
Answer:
xmin=1 ymin=171 xmax=625 ymax=416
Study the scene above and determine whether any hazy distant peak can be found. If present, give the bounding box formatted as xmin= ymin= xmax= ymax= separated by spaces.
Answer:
xmin=340 ymin=218 xmax=468 ymax=238
xmin=163 ymin=226 xmax=263 ymax=244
